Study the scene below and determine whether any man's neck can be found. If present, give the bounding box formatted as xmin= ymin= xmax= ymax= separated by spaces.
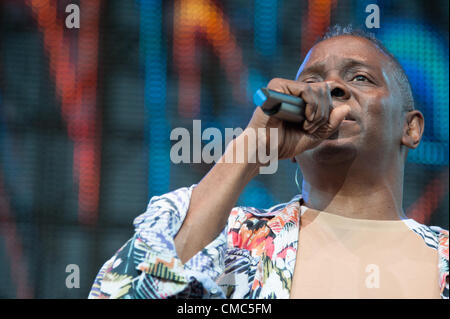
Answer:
xmin=300 ymin=164 xmax=405 ymax=221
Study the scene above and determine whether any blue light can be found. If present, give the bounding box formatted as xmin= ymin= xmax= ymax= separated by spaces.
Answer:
xmin=254 ymin=0 xmax=278 ymax=57
xmin=239 ymin=179 xmax=276 ymax=208
xmin=139 ymin=0 xmax=170 ymax=195
xmin=378 ymin=21 xmax=449 ymax=165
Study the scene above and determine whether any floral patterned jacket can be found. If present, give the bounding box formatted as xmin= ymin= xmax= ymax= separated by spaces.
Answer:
xmin=88 ymin=185 xmax=449 ymax=299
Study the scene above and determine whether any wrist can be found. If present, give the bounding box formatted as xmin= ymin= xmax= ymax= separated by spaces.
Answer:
xmin=218 ymin=131 xmax=262 ymax=179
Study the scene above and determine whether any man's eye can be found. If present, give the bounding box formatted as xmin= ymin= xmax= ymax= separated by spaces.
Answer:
xmin=351 ymin=75 xmax=369 ymax=82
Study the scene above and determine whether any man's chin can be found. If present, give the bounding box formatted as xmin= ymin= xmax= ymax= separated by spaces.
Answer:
xmin=309 ymin=135 xmax=359 ymax=164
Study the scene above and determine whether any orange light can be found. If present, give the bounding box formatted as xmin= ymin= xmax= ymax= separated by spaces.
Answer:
xmin=173 ymin=0 xmax=246 ymax=117
xmin=27 ymin=0 xmax=102 ymax=225
xmin=301 ymin=0 xmax=337 ymax=57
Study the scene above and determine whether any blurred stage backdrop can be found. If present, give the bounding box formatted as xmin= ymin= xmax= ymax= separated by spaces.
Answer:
xmin=0 ymin=0 xmax=448 ymax=298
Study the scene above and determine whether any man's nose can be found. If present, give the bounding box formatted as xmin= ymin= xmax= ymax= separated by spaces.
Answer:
xmin=328 ymin=81 xmax=351 ymax=101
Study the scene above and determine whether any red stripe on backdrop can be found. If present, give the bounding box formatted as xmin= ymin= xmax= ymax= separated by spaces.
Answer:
xmin=407 ymin=168 xmax=449 ymax=225
xmin=301 ymin=0 xmax=337 ymax=57
xmin=173 ymin=0 xmax=246 ymax=118
xmin=27 ymin=0 xmax=102 ymax=225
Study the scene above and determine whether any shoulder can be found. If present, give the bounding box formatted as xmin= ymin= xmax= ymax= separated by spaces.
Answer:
xmin=427 ymin=226 xmax=449 ymax=299
xmin=429 ymin=226 xmax=449 ymax=260
xmin=226 ymin=195 xmax=302 ymax=252
xmin=429 ymin=226 xmax=449 ymax=241
xmin=227 ymin=194 xmax=302 ymax=228
xmin=403 ymin=219 xmax=448 ymax=295
xmin=403 ymin=219 xmax=448 ymax=250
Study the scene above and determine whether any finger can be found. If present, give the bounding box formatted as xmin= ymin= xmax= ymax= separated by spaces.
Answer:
xmin=305 ymin=84 xmax=332 ymax=133
xmin=304 ymin=112 xmax=326 ymax=134
xmin=303 ymin=118 xmax=315 ymax=131
xmin=325 ymin=82 xmax=333 ymax=119
xmin=312 ymin=85 xmax=330 ymax=125
xmin=267 ymin=78 xmax=307 ymax=97
xmin=302 ymin=86 xmax=319 ymax=122
xmin=309 ymin=86 xmax=324 ymax=124
xmin=311 ymin=116 xmax=329 ymax=134
xmin=328 ymin=104 xmax=351 ymax=132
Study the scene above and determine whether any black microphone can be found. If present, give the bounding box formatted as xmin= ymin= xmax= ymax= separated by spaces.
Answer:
xmin=253 ymin=87 xmax=306 ymax=123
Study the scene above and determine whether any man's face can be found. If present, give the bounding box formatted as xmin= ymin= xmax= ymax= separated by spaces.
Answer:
xmin=295 ymin=35 xmax=407 ymax=167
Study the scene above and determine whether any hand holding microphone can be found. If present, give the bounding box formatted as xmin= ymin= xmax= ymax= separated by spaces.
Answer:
xmin=253 ymin=87 xmax=307 ymax=123
xmin=247 ymin=78 xmax=351 ymax=159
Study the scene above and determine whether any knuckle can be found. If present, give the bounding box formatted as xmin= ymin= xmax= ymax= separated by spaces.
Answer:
xmin=267 ymin=77 xmax=283 ymax=89
xmin=303 ymin=121 xmax=312 ymax=130
xmin=325 ymin=80 xmax=335 ymax=87
xmin=306 ymin=103 xmax=316 ymax=111
xmin=317 ymin=105 xmax=326 ymax=116
xmin=315 ymin=114 xmax=325 ymax=124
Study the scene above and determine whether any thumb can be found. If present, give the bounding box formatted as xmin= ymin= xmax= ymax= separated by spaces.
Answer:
xmin=328 ymin=104 xmax=351 ymax=132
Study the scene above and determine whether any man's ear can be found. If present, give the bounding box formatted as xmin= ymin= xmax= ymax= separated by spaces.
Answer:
xmin=401 ymin=110 xmax=424 ymax=149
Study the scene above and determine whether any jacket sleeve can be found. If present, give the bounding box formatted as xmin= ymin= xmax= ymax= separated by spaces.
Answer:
xmin=88 ymin=185 xmax=228 ymax=299
xmin=431 ymin=226 xmax=449 ymax=299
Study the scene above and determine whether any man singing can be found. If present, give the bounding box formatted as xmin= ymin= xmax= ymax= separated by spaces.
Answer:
xmin=89 ymin=25 xmax=449 ymax=299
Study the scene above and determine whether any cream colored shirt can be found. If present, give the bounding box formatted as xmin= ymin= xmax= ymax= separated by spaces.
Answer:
xmin=290 ymin=206 xmax=440 ymax=299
